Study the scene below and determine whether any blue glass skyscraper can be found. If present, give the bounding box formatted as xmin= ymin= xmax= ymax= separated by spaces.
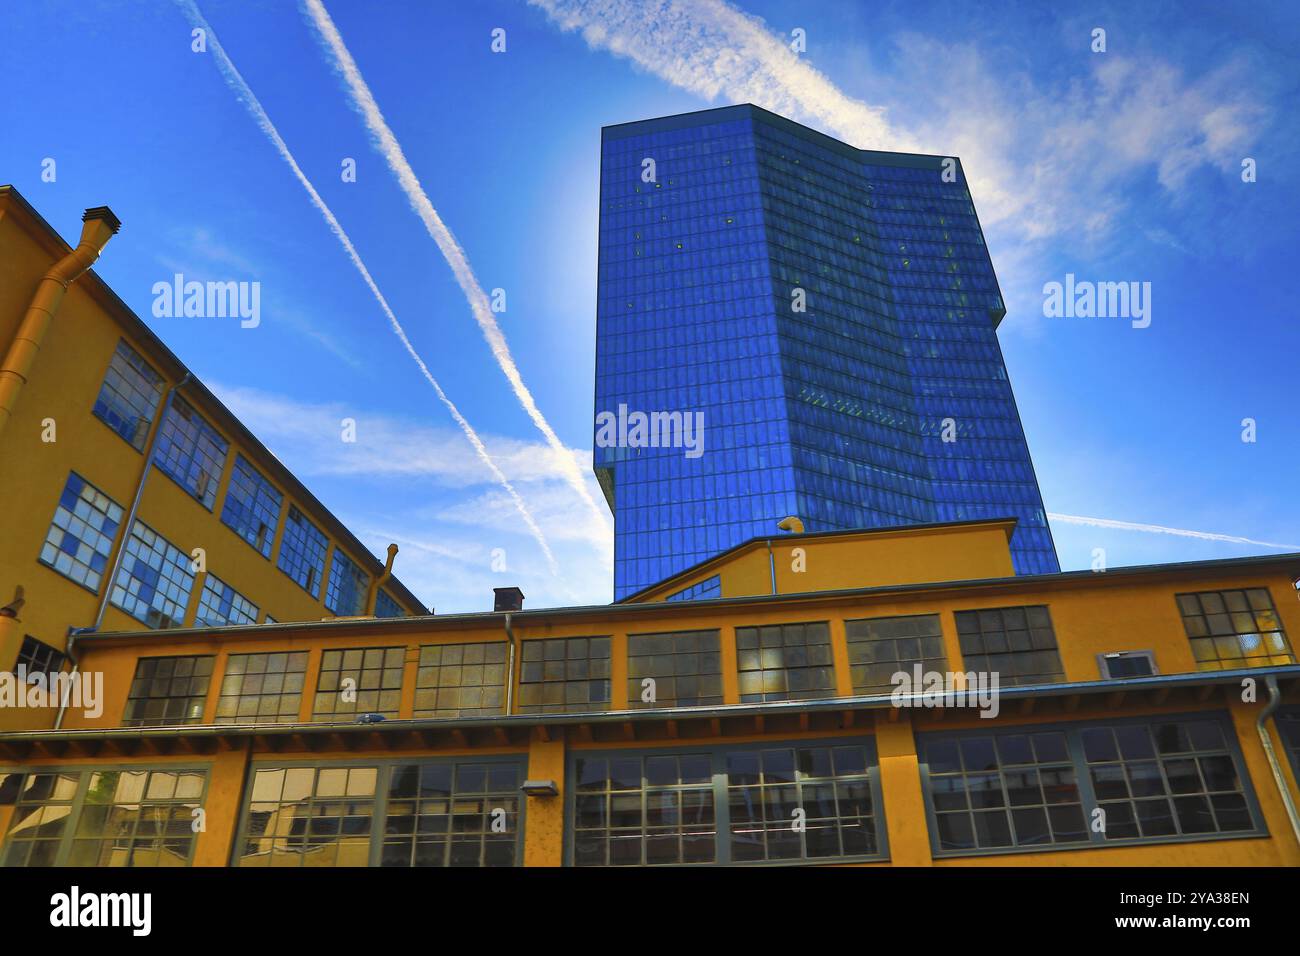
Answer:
xmin=595 ymin=105 xmax=1058 ymax=599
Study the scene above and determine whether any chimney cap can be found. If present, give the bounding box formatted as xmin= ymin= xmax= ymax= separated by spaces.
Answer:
xmin=82 ymin=206 xmax=122 ymax=233
xmin=493 ymin=586 xmax=525 ymax=612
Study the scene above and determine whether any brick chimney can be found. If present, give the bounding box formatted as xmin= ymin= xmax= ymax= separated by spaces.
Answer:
xmin=493 ymin=587 xmax=524 ymax=612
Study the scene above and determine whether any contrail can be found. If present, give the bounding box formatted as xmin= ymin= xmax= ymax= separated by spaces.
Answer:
xmin=301 ymin=0 xmax=611 ymax=537
xmin=1048 ymin=514 xmax=1300 ymax=552
xmin=526 ymin=0 xmax=915 ymax=151
xmin=177 ymin=0 xmax=558 ymax=573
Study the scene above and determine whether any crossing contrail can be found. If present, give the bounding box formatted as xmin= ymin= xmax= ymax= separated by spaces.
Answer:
xmin=178 ymin=0 xmax=558 ymax=573
xmin=1049 ymin=514 xmax=1300 ymax=552
xmin=301 ymin=0 xmax=612 ymax=538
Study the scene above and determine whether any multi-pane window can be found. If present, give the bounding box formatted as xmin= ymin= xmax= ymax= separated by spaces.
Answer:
xmin=735 ymin=621 xmax=835 ymax=703
xmin=1176 ymin=589 xmax=1294 ymax=670
xmin=1083 ymin=720 xmax=1256 ymax=841
xmin=374 ymin=590 xmax=404 ymax=619
xmin=919 ymin=717 xmax=1262 ymax=856
xmin=627 ymin=630 xmax=723 ymax=707
xmin=0 ymin=772 xmax=80 ymax=866
xmin=517 ymin=637 xmax=611 ymax=714
xmin=92 ymin=339 xmax=164 ymax=451
xmin=194 ymin=572 xmax=259 ymax=627
xmin=39 ymin=473 xmax=122 ymax=591
xmin=277 ymin=506 xmax=328 ymax=599
xmin=153 ymin=395 xmax=229 ymax=510
xmin=1278 ymin=710 xmax=1300 ymax=783
xmin=313 ymin=647 xmax=405 ymax=719
xmin=846 ymin=614 xmax=946 ymax=694
xmin=14 ymin=636 xmax=65 ymax=680
xmin=1 ymin=768 xmax=207 ymax=867
xmin=110 ymin=520 xmax=195 ymax=629
xmin=235 ymin=760 xmax=526 ymax=868
xmin=325 ymin=549 xmax=369 ymax=617
xmin=953 ymin=606 xmax=1065 ymax=686
xmin=237 ymin=766 xmax=378 ymax=867
xmin=665 ymin=575 xmax=722 ymax=602
xmin=574 ymin=752 xmax=716 ymax=866
xmin=122 ymin=655 xmax=215 ymax=726
xmin=921 ymin=729 xmax=1087 ymax=853
xmin=413 ymin=642 xmax=507 ymax=717
xmin=215 ymin=651 xmax=309 ymax=723
xmin=571 ymin=741 xmax=886 ymax=866
xmin=220 ymin=454 xmax=282 ymax=559
xmin=382 ymin=761 xmax=521 ymax=867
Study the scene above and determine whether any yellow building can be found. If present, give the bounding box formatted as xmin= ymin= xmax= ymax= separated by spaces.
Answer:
xmin=0 ymin=186 xmax=425 ymax=734
xmin=1 ymin=516 xmax=1297 ymax=867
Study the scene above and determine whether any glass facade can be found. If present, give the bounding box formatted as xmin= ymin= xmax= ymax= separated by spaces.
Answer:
xmin=596 ymin=105 xmax=1058 ymax=599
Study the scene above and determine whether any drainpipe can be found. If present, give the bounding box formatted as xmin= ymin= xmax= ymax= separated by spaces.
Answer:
xmin=54 ymin=372 xmax=190 ymax=730
xmin=503 ymin=612 xmax=517 ymax=716
xmin=364 ymin=544 xmax=399 ymax=615
xmin=1257 ymin=675 xmax=1300 ymax=849
xmin=766 ymin=539 xmax=776 ymax=595
xmin=0 ymin=206 xmax=121 ymax=440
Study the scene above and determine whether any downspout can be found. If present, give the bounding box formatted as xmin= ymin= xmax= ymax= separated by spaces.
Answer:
xmin=1256 ymin=675 xmax=1300 ymax=849
xmin=364 ymin=544 xmax=399 ymax=615
xmin=54 ymin=372 xmax=191 ymax=730
xmin=0 ymin=206 xmax=121 ymax=440
xmin=503 ymin=612 xmax=517 ymax=716
xmin=767 ymin=539 xmax=776 ymax=596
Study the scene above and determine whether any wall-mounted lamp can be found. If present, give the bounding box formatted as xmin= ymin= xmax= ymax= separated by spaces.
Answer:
xmin=520 ymin=779 xmax=559 ymax=797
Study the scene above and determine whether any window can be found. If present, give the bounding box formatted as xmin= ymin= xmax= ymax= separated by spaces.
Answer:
xmin=39 ymin=473 xmax=122 ymax=592
xmin=382 ymin=761 xmax=521 ymax=867
xmin=918 ymin=716 xmax=1263 ymax=857
xmin=846 ymin=614 xmax=946 ymax=694
xmin=92 ymin=339 xmax=164 ymax=451
xmin=735 ymin=622 xmax=835 ymax=703
xmin=1176 ymin=589 xmax=1294 ymax=670
xmin=110 ymin=519 xmax=195 ymax=629
xmin=571 ymin=740 xmax=885 ymax=866
xmin=1 ymin=768 xmax=207 ymax=867
xmin=122 ymin=655 xmax=214 ymax=726
xmin=953 ymin=606 xmax=1065 ymax=686
xmin=237 ymin=766 xmax=378 ymax=867
xmin=277 ymin=506 xmax=328 ymax=599
xmin=215 ymin=651 xmax=309 ymax=724
xmin=627 ymin=629 xmax=723 ymax=707
xmin=374 ymin=589 xmax=404 ymax=619
xmin=665 ymin=574 xmax=721 ymax=602
xmin=220 ymin=454 xmax=282 ymax=559
xmin=1097 ymin=651 xmax=1157 ymax=679
xmin=517 ymin=637 xmax=611 ymax=714
xmin=153 ymin=395 xmax=229 ymax=510
xmin=1278 ymin=710 xmax=1300 ymax=783
xmin=194 ymin=572 xmax=259 ymax=627
xmin=14 ymin=636 xmax=65 ymax=680
xmin=235 ymin=759 xmax=525 ymax=868
xmin=313 ymin=647 xmax=405 ymax=719
xmin=325 ymin=549 xmax=369 ymax=617
xmin=413 ymin=642 xmax=507 ymax=718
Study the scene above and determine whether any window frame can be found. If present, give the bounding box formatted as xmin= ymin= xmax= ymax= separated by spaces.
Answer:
xmin=90 ymin=338 xmax=165 ymax=452
xmin=916 ymin=711 xmax=1268 ymax=860
xmin=564 ymin=736 xmax=890 ymax=867
xmin=1096 ymin=650 xmax=1158 ymax=680
xmin=0 ymin=764 xmax=211 ymax=868
xmin=230 ymin=755 xmax=528 ymax=868
xmin=13 ymin=636 xmax=67 ymax=682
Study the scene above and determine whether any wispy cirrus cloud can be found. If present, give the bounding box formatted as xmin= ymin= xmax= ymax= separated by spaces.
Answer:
xmin=1049 ymin=513 xmax=1300 ymax=552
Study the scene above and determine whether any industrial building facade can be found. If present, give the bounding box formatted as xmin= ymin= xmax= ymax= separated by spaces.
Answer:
xmin=594 ymin=105 xmax=1058 ymax=599
xmin=0 ymin=186 xmax=425 ymax=734
xmin=2 ymin=519 xmax=1297 ymax=867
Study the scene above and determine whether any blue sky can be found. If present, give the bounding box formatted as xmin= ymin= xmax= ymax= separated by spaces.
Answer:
xmin=3 ymin=0 xmax=1298 ymax=613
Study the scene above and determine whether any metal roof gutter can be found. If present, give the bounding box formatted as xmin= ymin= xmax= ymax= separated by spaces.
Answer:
xmin=5 ymin=666 xmax=1297 ymax=744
